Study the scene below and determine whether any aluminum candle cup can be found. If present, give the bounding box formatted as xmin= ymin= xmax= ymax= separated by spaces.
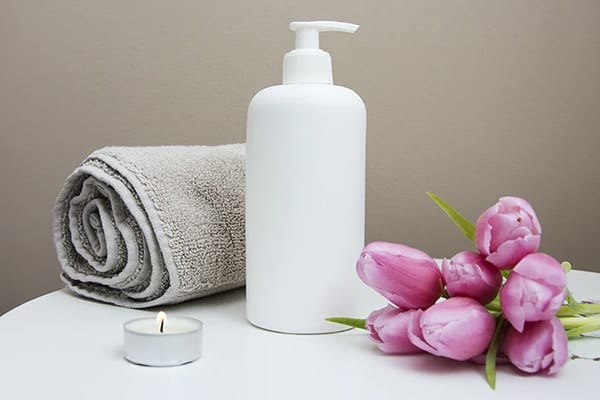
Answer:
xmin=123 ymin=313 xmax=203 ymax=366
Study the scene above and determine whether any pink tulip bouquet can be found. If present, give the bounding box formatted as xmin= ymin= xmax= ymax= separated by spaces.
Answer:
xmin=328 ymin=193 xmax=600 ymax=389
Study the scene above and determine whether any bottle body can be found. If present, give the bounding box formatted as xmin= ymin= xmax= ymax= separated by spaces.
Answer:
xmin=245 ymin=83 xmax=366 ymax=333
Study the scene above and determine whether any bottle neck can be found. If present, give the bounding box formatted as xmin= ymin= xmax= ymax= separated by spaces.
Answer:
xmin=282 ymin=49 xmax=333 ymax=84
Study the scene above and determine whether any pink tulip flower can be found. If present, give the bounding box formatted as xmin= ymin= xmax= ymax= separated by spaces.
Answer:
xmin=407 ymin=297 xmax=496 ymax=361
xmin=366 ymin=305 xmax=422 ymax=354
xmin=442 ymin=251 xmax=502 ymax=304
xmin=356 ymin=242 xmax=443 ymax=309
xmin=475 ymin=197 xmax=542 ymax=269
xmin=503 ymin=317 xmax=568 ymax=374
xmin=500 ymin=253 xmax=567 ymax=332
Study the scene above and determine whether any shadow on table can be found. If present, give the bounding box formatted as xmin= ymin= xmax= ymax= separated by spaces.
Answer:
xmin=399 ymin=353 xmax=481 ymax=374
xmin=61 ymin=286 xmax=245 ymax=310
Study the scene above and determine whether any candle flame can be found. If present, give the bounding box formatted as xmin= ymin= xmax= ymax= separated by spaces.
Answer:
xmin=156 ymin=311 xmax=167 ymax=332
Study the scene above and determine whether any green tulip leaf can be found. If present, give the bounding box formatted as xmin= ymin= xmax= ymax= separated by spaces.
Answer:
xmin=485 ymin=316 xmax=506 ymax=390
xmin=325 ymin=317 xmax=367 ymax=330
xmin=426 ymin=192 xmax=475 ymax=242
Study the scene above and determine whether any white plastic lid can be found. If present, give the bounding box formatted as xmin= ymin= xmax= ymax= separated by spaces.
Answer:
xmin=282 ymin=21 xmax=359 ymax=85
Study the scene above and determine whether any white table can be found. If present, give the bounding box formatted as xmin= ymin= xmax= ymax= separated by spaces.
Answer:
xmin=1 ymin=270 xmax=598 ymax=400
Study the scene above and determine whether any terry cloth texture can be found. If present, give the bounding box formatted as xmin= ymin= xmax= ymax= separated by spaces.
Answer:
xmin=53 ymin=144 xmax=245 ymax=308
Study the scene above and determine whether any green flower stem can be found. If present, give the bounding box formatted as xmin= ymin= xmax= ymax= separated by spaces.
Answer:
xmin=485 ymin=299 xmax=501 ymax=311
xmin=559 ymin=317 xmax=589 ymax=329
xmin=557 ymin=302 xmax=600 ymax=317
xmin=441 ymin=288 xmax=450 ymax=299
xmin=565 ymin=289 xmax=578 ymax=308
xmin=487 ymin=297 xmax=600 ymax=317
xmin=560 ymin=317 xmax=600 ymax=338
xmin=325 ymin=317 xmax=367 ymax=330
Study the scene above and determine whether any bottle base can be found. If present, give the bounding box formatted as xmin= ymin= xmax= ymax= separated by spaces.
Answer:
xmin=246 ymin=317 xmax=353 ymax=335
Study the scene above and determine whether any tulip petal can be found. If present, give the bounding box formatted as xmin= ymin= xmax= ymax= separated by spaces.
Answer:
xmin=407 ymin=310 xmax=442 ymax=356
xmin=366 ymin=305 xmax=425 ymax=355
xmin=419 ymin=297 xmax=496 ymax=360
xmin=475 ymin=204 xmax=499 ymax=255
xmin=506 ymin=253 xmax=566 ymax=325
xmin=475 ymin=197 xmax=542 ymax=270
xmin=366 ymin=306 xmax=393 ymax=342
xmin=500 ymin=254 xmax=567 ymax=333
xmin=489 ymin=213 xmax=520 ymax=252
xmin=503 ymin=318 xmax=567 ymax=375
xmin=442 ymin=251 xmax=501 ymax=304
xmin=503 ymin=322 xmax=547 ymax=373
xmin=408 ymin=298 xmax=496 ymax=361
xmin=498 ymin=197 xmax=541 ymax=234
xmin=378 ymin=342 xmax=418 ymax=354
xmin=512 ymin=253 xmax=567 ymax=289
xmin=358 ymin=251 xmax=442 ymax=309
xmin=376 ymin=309 xmax=422 ymax=354
xmin=548 ymin=318 xmax=568 ymax=374
xmin=486 ymin=234 xmax=541 ymax=269
xmin=519 ymin=279 xmax=560 ymax=320
xmin=363 ymin=241 xmax=433 ymax=262
xmin=500 ymin=275 xmax=526 ymax=332
xmin=539 ymin=352 xmax=554 ymax=371
xmin=509 ymin=225 xmax=534 ymax=241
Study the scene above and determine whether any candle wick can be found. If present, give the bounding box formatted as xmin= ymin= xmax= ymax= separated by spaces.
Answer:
xmin=160 ymin=319 xmax=165 ymax=333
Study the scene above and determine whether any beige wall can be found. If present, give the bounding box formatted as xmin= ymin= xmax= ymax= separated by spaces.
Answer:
xmin=1 ymin=1 xmax=599 ymax=315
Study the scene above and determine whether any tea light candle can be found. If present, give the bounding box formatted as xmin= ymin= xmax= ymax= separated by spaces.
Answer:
xmin=123 ymin=311 xmax=203 ymax=366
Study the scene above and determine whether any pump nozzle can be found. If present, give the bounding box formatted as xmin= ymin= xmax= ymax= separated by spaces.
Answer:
xmin=283 ymin=20 xmax=359 ymax=84
xmin=290 ymin=21 xmax=359 ymax=49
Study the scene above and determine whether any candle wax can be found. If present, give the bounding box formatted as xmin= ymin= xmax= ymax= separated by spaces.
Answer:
xmin=127 ymin=318 xmax=198 ymax=334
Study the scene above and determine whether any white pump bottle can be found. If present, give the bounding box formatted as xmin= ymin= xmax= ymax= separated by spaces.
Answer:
xmin=246 ymin=21 xmax=368 ymax=333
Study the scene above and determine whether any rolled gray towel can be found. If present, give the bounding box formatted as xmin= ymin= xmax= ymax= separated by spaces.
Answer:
xmin=53 ymin=144 xmax=245 ymax=308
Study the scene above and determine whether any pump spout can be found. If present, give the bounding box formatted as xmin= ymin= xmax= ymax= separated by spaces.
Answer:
xmin=283 ymin=20 xmax=359 ymax=84
xmin=290 ymin=21 xmax=359 ymax=34
xmin=290 ymin=21 xmax=359 ymax=49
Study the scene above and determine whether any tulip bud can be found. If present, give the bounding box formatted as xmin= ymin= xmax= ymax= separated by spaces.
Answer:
xmin=442 ymin=251 xmax=502 ymax=304
xmin=366 ymin=305 xmax=422 ymax=354
xmin=356 ymin=242 xmax=443 ymax=309
xmin=407 ymin=297 xmax=496 ymax=361
xmin=475 ymin=197 xmax=542 ymax=269
xmin=503 ymin=317 xmax=568 ymax=374
xmin=500 ymin=253 xmax=567 ymax=332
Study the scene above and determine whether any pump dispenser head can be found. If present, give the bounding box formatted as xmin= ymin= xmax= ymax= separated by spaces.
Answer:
xmin=283 ymin=21 xmax=359 ymax=84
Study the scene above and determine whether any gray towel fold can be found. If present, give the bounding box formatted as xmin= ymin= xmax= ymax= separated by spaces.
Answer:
xmin=52 ymin=144 xmax=246 ymax=308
